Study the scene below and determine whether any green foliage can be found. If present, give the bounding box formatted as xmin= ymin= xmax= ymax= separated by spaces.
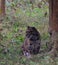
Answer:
xmin=41 ymin=32 xmax=49 ymax=40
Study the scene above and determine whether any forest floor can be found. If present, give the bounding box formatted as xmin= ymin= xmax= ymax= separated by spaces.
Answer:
xmin=0 ymin=0 xmax=58 ymax=65
xmin=0 ymin=15 xmax=58 ymax=65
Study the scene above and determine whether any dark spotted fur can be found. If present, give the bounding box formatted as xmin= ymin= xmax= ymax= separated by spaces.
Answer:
xmin=22 ymin=26 xmax=41 ymax=55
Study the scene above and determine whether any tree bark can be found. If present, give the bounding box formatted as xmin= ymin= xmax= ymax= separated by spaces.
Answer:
xmin=0 ymin=0 xmax=5 ymax=17
xmin=49 ymin=0 xmax=58 ymax=57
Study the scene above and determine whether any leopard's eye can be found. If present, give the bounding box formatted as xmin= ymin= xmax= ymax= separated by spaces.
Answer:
xmin=30 ymin=43 xmax=32 ymax=45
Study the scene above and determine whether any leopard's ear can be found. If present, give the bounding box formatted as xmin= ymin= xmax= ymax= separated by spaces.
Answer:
xmin=27 ymin=26 xmax=30 ymax=29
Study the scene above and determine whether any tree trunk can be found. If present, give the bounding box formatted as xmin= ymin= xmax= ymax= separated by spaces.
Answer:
xmin=49 ymin=0 xmax=58 ymax=56
xmin=0 ymin=0 xmax=5 ymax=17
